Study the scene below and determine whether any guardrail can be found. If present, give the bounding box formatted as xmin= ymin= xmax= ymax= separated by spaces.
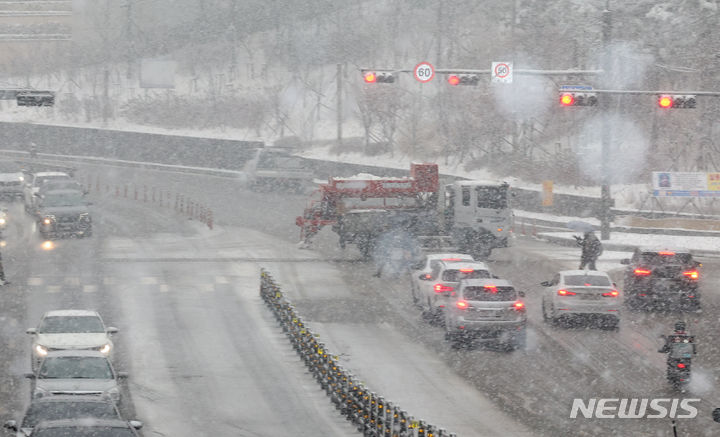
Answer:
xmin=260 ymin=269 xmax=456 ymax=437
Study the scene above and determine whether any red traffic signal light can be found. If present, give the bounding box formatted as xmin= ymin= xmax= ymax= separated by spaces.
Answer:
xmin=560 ymin=93 xmax=574 ymax=106
xmin=446 ymin=74 xmax=479 ymax=86
xmin=658 ymin=94 xmax=696 ymax=109
xmin=362 ymin=71 xmax=395 ymax=84
xmin=558 ymin=92 xmax=597 ymax=107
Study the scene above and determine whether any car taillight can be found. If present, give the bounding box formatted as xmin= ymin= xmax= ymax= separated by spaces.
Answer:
xmin=423 ymin=274 xmax=432 ymax=279
xmin=459 ymin=268 xmax=474 ymax=273
xmin=557 ymin=289 xmax=576 ymax=296
xmin=456 ymin=300 xmax=469 ymax=309
xmin=658 ymin=251 xmax=675 ymax=256
xmin=434 ymin=284 xmax=454 ymax=293
xmin=602 ymin=290 xmax=620 ymax=297
xmin=677 ymin=363 xmax=686 ymax=369
xmin=634 ymin=268 xmax=651 ymax=276
xmin=683 ymin=270 xmax=699 ymax=280
xmin=513 ymin=301 xmax=525 ymax=312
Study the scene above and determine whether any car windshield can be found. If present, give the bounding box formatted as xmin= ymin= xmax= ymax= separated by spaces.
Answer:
xmin=41 ymin=192 xmax=86 ymax=207
xmin=39 ymin=316 xmax=104 ymax=333
xmin=462 ymin=286 xmax=517 ymax=301
xmin=640 ymin=252 xmax=693 ymax=265
xmin=32 ymin=428 xmax=135 ymax=437
xmin=39 ymin=357 xmax=113 ymax=379
xmin=42 ymin=182 xmax=82 ymax=192
xmin=670 ymin=343 xmax=694 ymax=359
xmin=476 ymin=186 xmax=508 ymax=210
xmin=23 ymin=402 xmax=119 ymax=427
xmin=564 ymin=275 xmax=611 ymax=286
xmin=442 ymin=269 xmax=491 ymax=282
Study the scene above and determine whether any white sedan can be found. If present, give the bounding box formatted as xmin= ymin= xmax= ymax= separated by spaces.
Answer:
xmin=409 ymin=253 xmax=474 ymax=305
xmin=27 ymin=310 xmax=118 ymax=370
xmin=540 ymin=270 xmax=621 ymax=329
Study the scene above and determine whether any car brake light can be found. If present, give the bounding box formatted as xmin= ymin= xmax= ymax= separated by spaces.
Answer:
xmin=602 ymin=290 xmax=620 ymax=297
xmin=456 ymin=300 xmax=468 ymax=309
xmin=513 ymin=301 xmax=525 ymax=311
xmin=634 ymin=268 xmax=651 ymax=276
xmin=677 ymin=363 xmax=686 ymax=369
xmin=459 ymin=268 xmax=474 ymax=273
xmin=658 ymin=251 xmax=675 ymax=256
xmin=557 ymin=289 xmax=576 ymax=296
xmin=484 ymin=285 xmax=497 ymax=292
xmin=434 ymin=284 xmax=454 ymax=293
xmin=683 ymin=270 xmax=699 ymax=280
xmin=423 ymin=274 xmax=432 ymax=279
xmin=442 ymin=258 xmax=462 ymax=261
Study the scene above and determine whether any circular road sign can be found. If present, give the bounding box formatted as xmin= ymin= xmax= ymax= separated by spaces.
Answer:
xmin=414 ymin=62 xmax=435 ymax=83
xmin=494 ymin=63 xmax=510 ymax=78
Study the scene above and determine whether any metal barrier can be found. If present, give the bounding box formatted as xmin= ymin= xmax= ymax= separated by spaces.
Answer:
xmin=260 ymin=269 xmax=457 ymax=437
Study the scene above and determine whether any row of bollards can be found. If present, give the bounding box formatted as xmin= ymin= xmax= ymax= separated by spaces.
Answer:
xmin=83 ymin=176 xmax=214 ymax=230
xmin=260 ymin=269 xmax=457 ymax=437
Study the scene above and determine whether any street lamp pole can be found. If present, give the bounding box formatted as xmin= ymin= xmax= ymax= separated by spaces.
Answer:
xmin=599 ymin=0 xmax=613 ymax=240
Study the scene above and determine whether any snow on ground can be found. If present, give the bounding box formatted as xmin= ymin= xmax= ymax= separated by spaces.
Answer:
xmin=538 ymin=231 xmax=720 ymax=255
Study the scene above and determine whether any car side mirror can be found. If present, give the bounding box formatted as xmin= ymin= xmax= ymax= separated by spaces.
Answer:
xmin=540 ymin=281 xmax=551 ymax=287
xmin=492 ymin=275 xmax=500 ymax=279
xmin=695 ymin=261 xmax=702 ymax=267
xmin=26 ymin=328 xmax=37 ymax=335
xmin=129 ymin=421 xmax=143 ymax=430
xmin=4 ymin=420 xmax=17 ymax=431
xmin=117 ymin=372 xmax=129 ymax=379
xmin=612 ymin=282 xmax=618 ymax=288
xmin=106 ymin=327 xmax=118 ymax=335
xmin=24 ymin=373 xmax=35 ymax=379
xmin=620 ymin=259 xmax=630 ymax=265
xmin=518 ymin=291 xmax=526 ymax=298
xmin=713 ymin=408 xmax=720 ymax=423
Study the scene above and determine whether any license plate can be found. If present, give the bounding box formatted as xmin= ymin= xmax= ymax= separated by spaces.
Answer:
xmin=580 ymin=294 xmax=601 ymax=300
xmin=473 ymin=309 xmax=498 ymax=317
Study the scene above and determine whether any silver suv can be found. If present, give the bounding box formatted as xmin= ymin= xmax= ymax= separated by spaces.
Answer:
xmin=444 ymin=278 xmax=527 ymax=350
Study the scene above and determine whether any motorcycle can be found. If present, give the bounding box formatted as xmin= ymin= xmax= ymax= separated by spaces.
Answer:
xmin=659 ymin=334 xmax=696 ymax=388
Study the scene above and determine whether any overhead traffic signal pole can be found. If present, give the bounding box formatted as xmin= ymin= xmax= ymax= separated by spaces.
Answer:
xmin=600 ymin=1 xmax=612 ymax=241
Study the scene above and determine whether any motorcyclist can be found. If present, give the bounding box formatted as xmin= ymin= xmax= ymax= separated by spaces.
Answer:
xmin=659 ymin=321 xmax=694 ymax=354
xmin=574 ymin=231 xmax=603 ymax=270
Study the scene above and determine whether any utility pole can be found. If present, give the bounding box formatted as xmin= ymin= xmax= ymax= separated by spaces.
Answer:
xmin=599 ymin=0 xmax=613 ymax=240
xmin=337 ymin=63 xmax=343 ymax=146
xmin=125 ymin=0 xmax=134 ymax=79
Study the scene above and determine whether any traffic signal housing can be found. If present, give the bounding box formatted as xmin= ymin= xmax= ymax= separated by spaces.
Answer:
xmin=363 ymin=71 xmax=395 ymax=84
xmin=447 ymin=74 xmax=479 ymax=86
xmin=16 ymin=91 xmax=54 ymax=107
xmin=658 ymin=94 xmax=696 ymax=109
xmin=559 ymin=92 xmax=597 ymax=107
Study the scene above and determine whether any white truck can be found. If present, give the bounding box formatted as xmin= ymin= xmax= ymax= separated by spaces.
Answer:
xmin=245 ymin=148 xmax=313 ymax=192
xmin=296 ymin=163 xmax=513 ymax=259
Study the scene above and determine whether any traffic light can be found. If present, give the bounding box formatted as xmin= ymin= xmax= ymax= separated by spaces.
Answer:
xmin=559 ymin=92 xmax=597 ymax=107
xmin=658 ymin=94 xmax=696 ymax=109
xmin=16 ymin=91 xmax=54 ymax=107
xmin=447 ymin=74 xmax=479 ymax=86
xmin=363 ymin=71 xmax=395 ymax=84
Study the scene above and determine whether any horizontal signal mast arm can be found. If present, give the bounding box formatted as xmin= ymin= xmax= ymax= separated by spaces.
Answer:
xmin=586 ymin=89 xmax=720 ymax=96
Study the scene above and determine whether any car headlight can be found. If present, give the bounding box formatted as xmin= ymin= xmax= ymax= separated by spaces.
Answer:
xmin=99 ymin=343 xmax=111 ymax=355
xmin=105 ymin=387 xmax=120 ymax=401
xmin=35 ymin=344 xmax=48 ymax=356
xmin=42 ymin=216 xmax=54 ymax=225
xmin=0 ymin=218 xmax=7 ymax=225
xmin=33 ymin=387 xmax=48 ymax=398
xmin=18 ymin=176 xmax=24 ymax=182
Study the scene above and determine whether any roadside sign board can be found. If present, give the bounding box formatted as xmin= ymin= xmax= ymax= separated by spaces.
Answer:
xmin=413 ymin=62 xmax=434 ymax=83
xmin=492 ymin=62 xmax=512 ymax=83
xmin=560 ymin=85 xmax=594 ymax=91
xmin=652 ymin=171 xmax=720 ymax=197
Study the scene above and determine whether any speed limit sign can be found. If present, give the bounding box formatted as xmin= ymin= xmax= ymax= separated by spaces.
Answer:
xmin=413 ymin=62 xmax=434 ymax=83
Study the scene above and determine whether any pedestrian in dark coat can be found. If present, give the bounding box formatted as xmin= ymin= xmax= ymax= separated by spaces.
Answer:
xmin=575 ymin=231 xmax=603 ymax=270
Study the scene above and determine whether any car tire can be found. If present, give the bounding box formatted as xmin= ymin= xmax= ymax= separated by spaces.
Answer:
xmin=511 ymin=330 xmax=527 ymax=351
xmin=542 ymin=301 xmax=550 ymax=323
xmin=447 ymin=332 xmax=466 ymax=349
xmin=410 ymin=282 xmax=420 ymax=306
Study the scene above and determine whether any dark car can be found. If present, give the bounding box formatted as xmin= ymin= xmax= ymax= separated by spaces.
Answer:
xmin=35 ymin=189 xmax=92 ymax=239
xmin=621 ymin=247 xmax=701 ymax=311
xmin=3 ymin=396 xmax=135 ymax=436
xmin=29 ymin=419 xmax=142 ymax=437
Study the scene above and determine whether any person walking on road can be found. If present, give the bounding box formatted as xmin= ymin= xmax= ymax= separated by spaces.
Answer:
xmin=575 ymin=231 xmax=603 ymax=270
